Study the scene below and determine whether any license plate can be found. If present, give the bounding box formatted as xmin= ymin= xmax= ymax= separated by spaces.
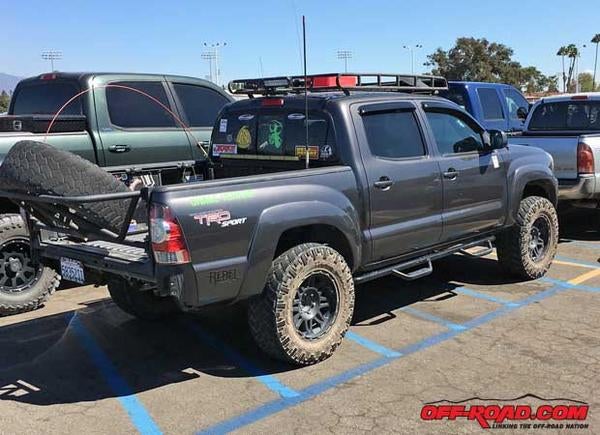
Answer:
xmin=60 ymin=257 xmax=85 ymax=284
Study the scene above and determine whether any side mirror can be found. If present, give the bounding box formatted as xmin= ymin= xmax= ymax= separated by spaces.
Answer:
xmin=488 ymin=129 xmax=508 ymax=149
xmin=516 ymin=106 xmax=528 ymax=120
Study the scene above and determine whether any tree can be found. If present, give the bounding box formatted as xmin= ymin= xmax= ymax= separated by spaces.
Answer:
xmin=577 ymin=72 xmax=597 ymax=92
xmin=557 ymin=44 xmax=579 ymax=92
xmin=426 ymin=37 xmax=556 ymax=92
xmin=0 ymin=91 xmax=10 ymax=113
xmin=592 ymin=33 xmax=600 ymax=90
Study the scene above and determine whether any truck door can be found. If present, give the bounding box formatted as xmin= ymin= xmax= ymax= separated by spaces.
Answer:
xmin=474 ymin=86 xmax=509 ymax=131
xmin=422 ymin=105 xmax=507 ymax=241
xmin=94 ymin=79 xmax=194 ymax=167
xmin=502 ymin=87 xmax=530 ymax=133
xmin=355 ymin=102 xmax=443 ymax=262
xmin=168 ymin=82 xmax=232 ymax=161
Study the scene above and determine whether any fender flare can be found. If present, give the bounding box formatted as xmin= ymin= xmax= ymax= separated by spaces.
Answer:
xmin=507 ymin=163 xmax=558 ymax=225
xmin=236 ymin=200 xmax=361 ymax=300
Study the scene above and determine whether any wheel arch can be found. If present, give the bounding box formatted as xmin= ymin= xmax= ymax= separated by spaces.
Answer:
xmin=236 ymin=201 xmax=361 ymax=301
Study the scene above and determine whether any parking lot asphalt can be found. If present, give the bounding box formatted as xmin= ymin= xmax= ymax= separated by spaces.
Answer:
xmin=0 ymin=210 xmax=598 ymax=434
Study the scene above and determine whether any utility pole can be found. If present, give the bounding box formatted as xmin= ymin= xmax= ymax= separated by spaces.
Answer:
xmin=202 ymin=42 xmax=227 ymax=86
xmin=337 ymin=50 xmax=353 ymax=73
xmin=403 ymin=44 xmax=423 ymax=74
xmin=41 ymin=50 xmax=62 ymax=71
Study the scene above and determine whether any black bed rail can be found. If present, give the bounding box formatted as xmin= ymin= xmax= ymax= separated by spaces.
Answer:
xmin=0 ymin=188 xmax=147 ymax=248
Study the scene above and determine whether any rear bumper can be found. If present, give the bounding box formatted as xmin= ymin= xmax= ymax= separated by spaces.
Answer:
xmin=558 ymin=174 xmax=599 ymax=201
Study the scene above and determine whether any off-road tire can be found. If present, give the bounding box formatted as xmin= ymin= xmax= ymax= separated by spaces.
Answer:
xmin=107 ymin=280 xmax=181 ymax=321
xmin=0 ymin=214 xmax=60 ymax=316
xmin=248 ymin=243 xmax=355 ymax=365
xmin=0 ymin=141 xmax=132 ymax=233
xmin=496 ymin=196 xmax=558 ymax=280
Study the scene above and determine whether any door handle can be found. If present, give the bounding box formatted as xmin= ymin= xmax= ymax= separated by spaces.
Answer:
xmin=443 ymin=168 xmax=459 ymax=180
xmin=374 ymin=176 xmax=393 ymax=190
xmin=108 ymin=144 xmax=131 ymax=153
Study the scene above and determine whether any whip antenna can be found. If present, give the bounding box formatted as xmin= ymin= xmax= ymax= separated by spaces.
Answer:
xmin=303 ymin=15 xmax=309 ymax=169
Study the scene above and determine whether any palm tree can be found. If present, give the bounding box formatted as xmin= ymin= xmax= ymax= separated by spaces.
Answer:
xmin=592 ymin=34 xmax=600 ymax=91
xmin=565 ymin=44 xmax=579 ymax=92
xmin=557 ymin=46 xmax=568 ymax=92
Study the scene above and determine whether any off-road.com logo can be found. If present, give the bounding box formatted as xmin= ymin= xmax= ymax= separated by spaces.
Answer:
xmin=421 ymin=395 xmax=589 ymax=429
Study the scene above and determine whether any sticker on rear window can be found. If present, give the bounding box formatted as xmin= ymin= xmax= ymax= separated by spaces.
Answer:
xmin=288 ymin=113 xmax=306 ymax=120
xmin=219 ymin=118 xmax=228 ymax=133
xmin=236 ymin=126 xmax=252 ymax=149
xmin=238 ymin=114 xmax=255 ymax=121
xmin=212 ymin=144 xmax=237 ymax=156
xmin=295 ymin=146 xmax=319 ymax=160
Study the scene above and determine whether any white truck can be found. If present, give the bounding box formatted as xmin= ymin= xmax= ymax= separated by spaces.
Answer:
xmin=509 ymin=93 xmax=600 ymax=210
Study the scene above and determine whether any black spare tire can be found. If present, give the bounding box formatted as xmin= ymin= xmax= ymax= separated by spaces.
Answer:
xmin=0 ymin=140 xmax=132 ymax=233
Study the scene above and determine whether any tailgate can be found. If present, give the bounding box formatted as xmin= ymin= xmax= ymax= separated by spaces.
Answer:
xmin=509 ymin=135 xmax=578 ymax=179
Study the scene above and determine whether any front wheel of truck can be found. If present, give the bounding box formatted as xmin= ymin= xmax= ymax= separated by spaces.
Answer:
xmin=496 ymin=196 xmax=559 ymax=280
xmin=0 ymin=214 xmax=60 ymax=316
xmin=248 ymin=243 xmax=355 ymax=366
xmin=108 ymin=280 xmax=181 ymax=321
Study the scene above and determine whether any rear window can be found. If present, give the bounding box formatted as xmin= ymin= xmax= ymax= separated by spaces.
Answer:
xmin=211 ymin=109 xmax=337 ymax=162
xmin=12 ymin=81 xmax=82 ymax=115
xmin=529 ymin=101 xmax=600 ymax=131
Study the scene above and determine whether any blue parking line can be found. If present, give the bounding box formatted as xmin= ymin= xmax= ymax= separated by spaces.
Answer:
xmin=65 ymin=313 xmax=162 ymax=435
xmin=345 ymin=331 xmax=401 ymax=358
xmin=540 ymin=277 xmax=600 ymax=292
xmin=453 ymin=287 xmax=519 ymax=307
xmin=183 ymin=320 xmax=299 ymax=398
xmin=401 ymin=306 xmax=467 ymax=331
xmin=198 ymin=285 xmax=564 ymax=435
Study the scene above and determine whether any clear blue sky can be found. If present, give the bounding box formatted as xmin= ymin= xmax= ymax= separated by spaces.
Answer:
xmin=3 ymin=0 xmax=600 ymax=84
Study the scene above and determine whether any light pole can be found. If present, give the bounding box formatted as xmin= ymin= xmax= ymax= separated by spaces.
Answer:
xmin=337 ymin=50 xmax=353 ymax=73
xmin=41 ymin=50 xmax=62 ymax=71
xmin=403 ymin=44 xmax=422 ymax=74
xmin=202 ymin=42 xmax=227 ymax=86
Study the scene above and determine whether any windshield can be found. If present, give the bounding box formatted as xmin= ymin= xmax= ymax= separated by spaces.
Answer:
xmin=11 ymin=81 xmax=82 ymax=115
xmin=528 ymin=100 xmax=600 ymax=131
xmin=211 ymin=108 xmax=337 ymax=162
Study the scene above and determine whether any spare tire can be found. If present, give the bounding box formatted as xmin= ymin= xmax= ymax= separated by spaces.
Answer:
xmin=0 ymin=141 xmax=132 ymax=233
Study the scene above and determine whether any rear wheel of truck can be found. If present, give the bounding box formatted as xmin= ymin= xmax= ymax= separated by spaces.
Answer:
xmin=107 ymin=280 xmax=181 ymax=321
xmin=496 ymin=196 xmax=559 ymax=280
xmin=248 ymin=243 xmax=355 ymax=365
xmin=0 ymin=214 xmax=60 ymax=315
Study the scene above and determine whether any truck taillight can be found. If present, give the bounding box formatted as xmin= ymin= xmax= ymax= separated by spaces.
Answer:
xmin=577 ymin=142 xmax=595 ymax=174
xmin=149 ymin=204 xmax=190 ymax=264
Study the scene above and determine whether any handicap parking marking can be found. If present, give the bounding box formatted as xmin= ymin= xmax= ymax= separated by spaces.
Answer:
xmin=345 ymin=331 xmax=401 ymax=358
xmin=66 ymin=312 xmax=162 ymax=435
xmin=198 ymin=285 xmax=566 ymax=435
xmin=401 ymin=306 xmax=467 ymax=331
xmin=182 ymin=319 xmax=299 ymax=399
xmin=554 ymin=255 xmax=599 ymax=269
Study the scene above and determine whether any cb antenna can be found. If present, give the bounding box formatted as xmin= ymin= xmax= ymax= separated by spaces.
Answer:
xmin=303 ymin=15 xmax=309 ymax=170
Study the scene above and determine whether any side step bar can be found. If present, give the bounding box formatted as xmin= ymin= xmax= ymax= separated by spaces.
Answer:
xmin=354 ymin=236 xmax=495 ymax=284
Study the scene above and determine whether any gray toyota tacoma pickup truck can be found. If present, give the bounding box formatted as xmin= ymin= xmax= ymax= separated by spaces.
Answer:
xmin=0 ymin=73 xmax=559 ymax=365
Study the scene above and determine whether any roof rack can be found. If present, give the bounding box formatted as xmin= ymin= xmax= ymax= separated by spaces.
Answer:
xmin=228 ymin=73 xmax=448 ymax=97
